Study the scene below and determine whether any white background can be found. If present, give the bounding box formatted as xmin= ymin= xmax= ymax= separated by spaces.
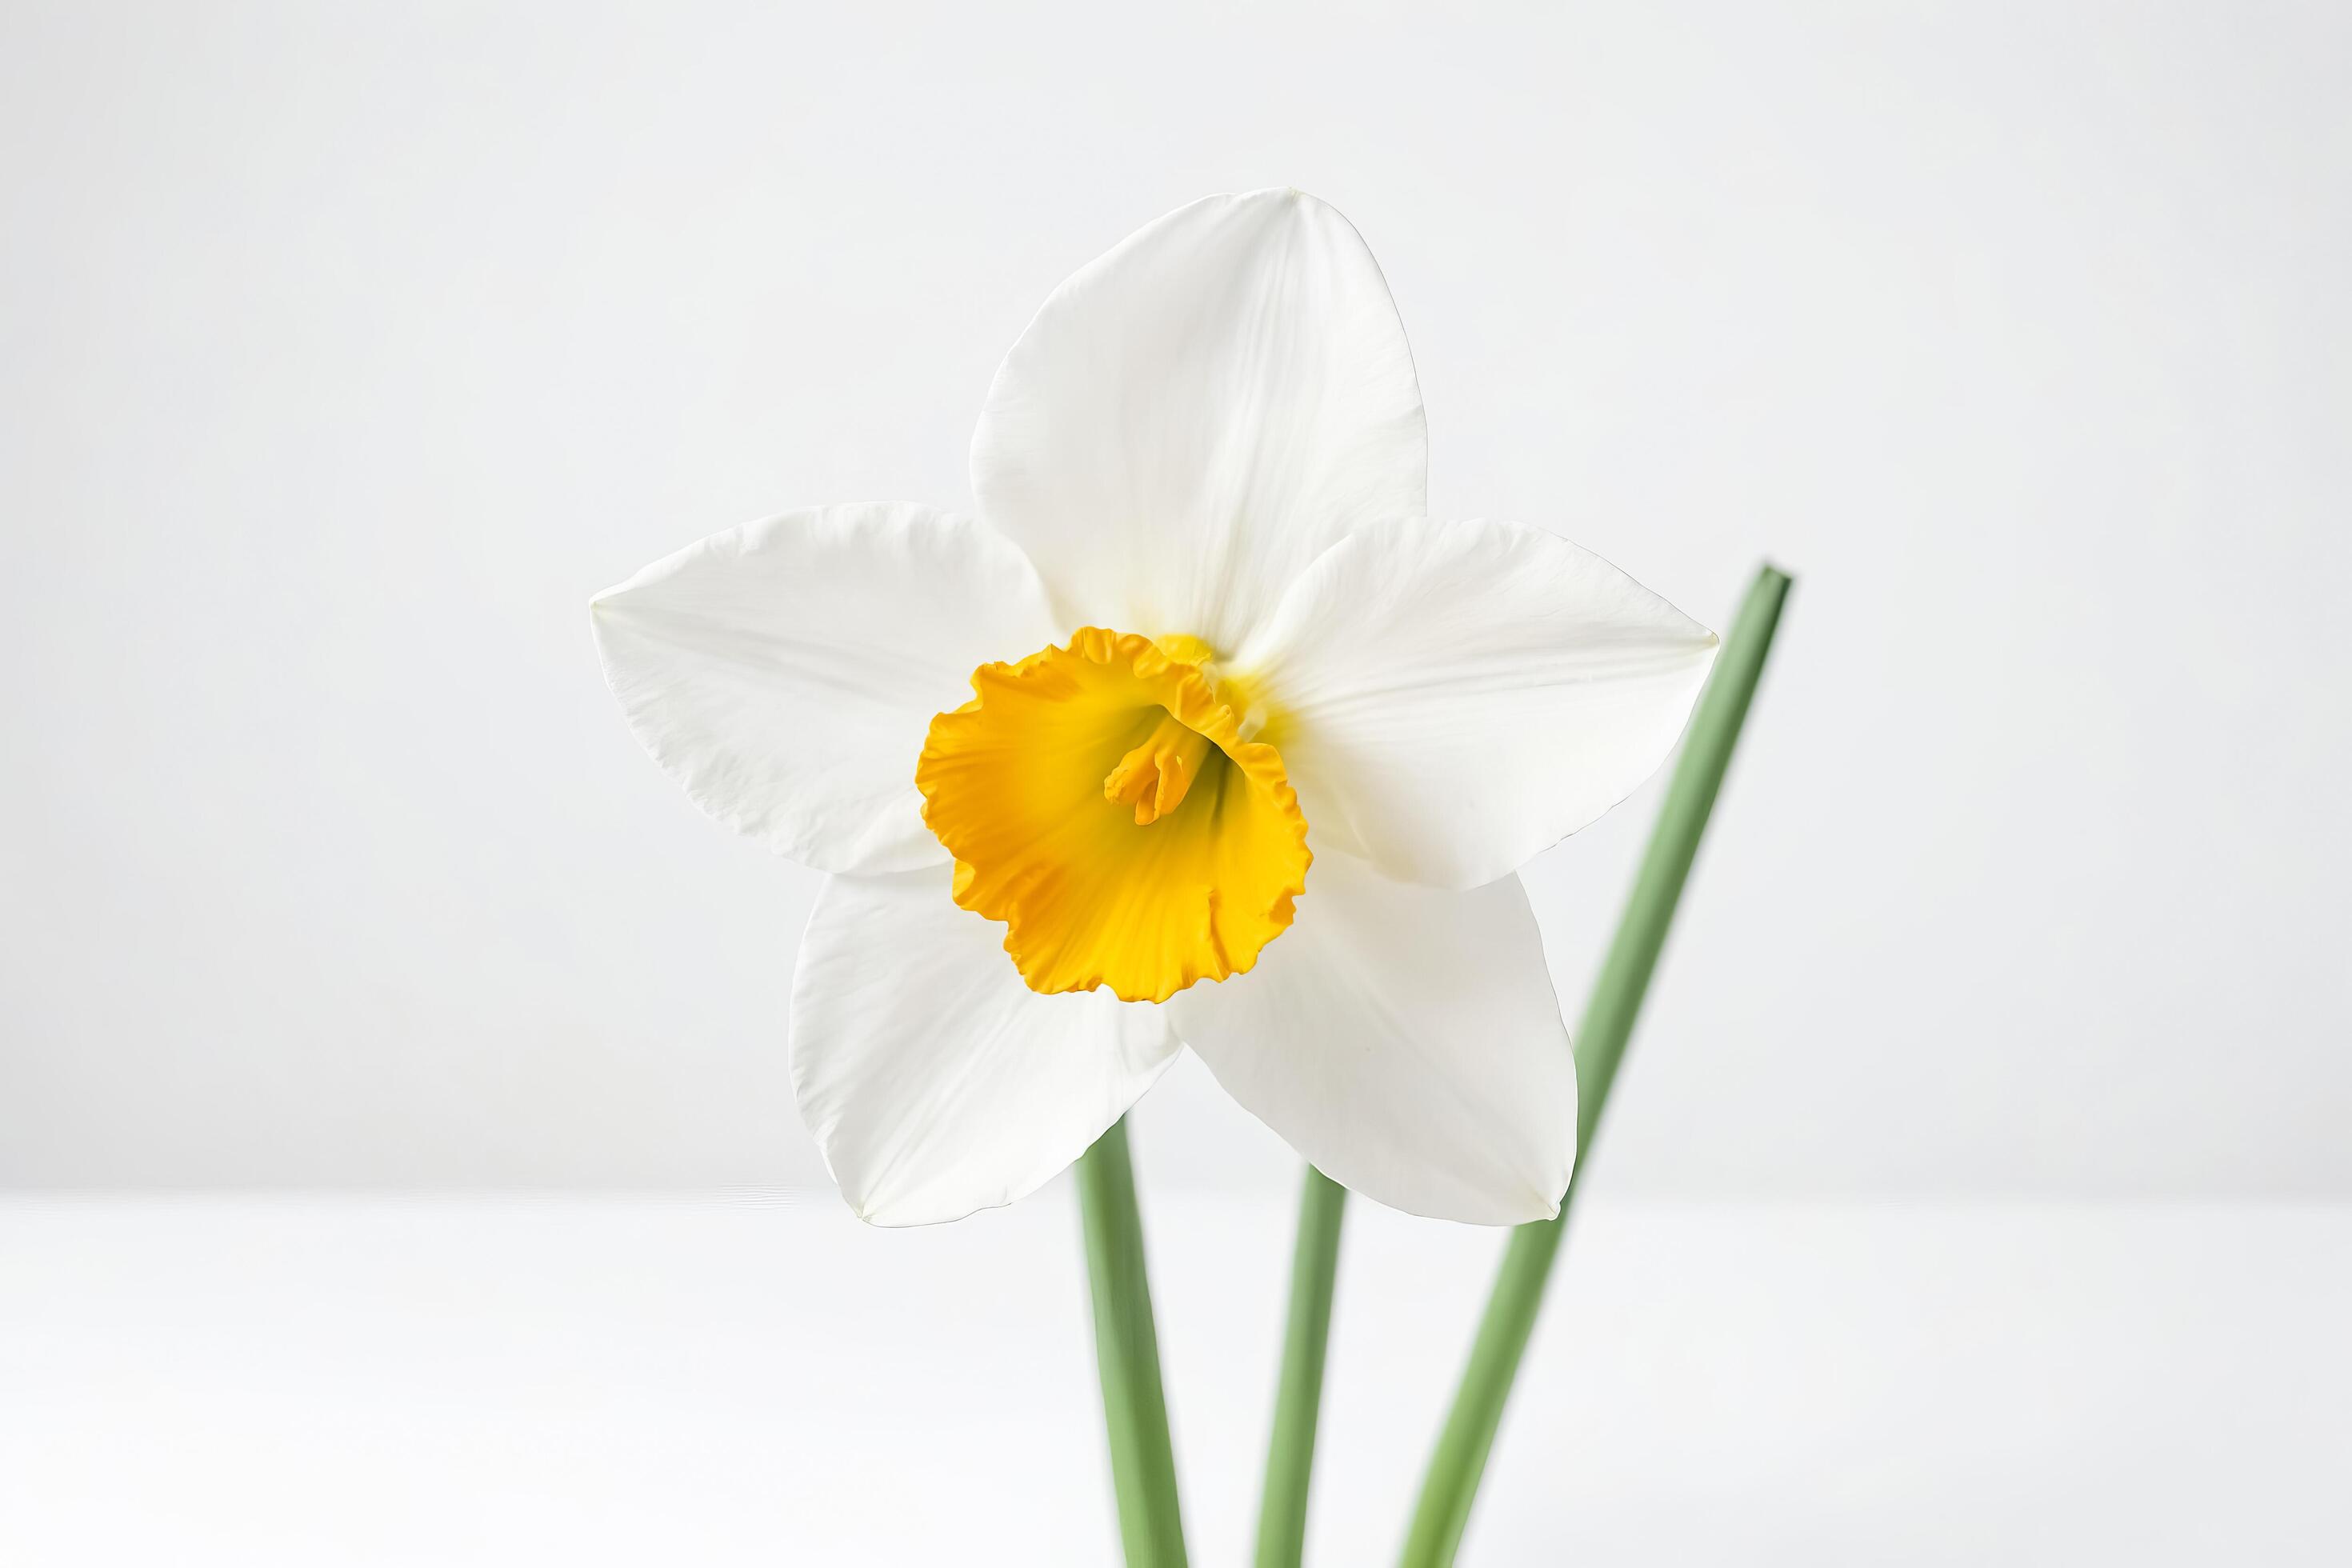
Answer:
xmin=8 ymin=1194 xmax=2347 ymax=1564
xmin=3 ymin=1 xmax=2347 ymax=1198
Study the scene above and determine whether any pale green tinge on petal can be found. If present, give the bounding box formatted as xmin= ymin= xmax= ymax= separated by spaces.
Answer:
xmin=1167 ymin=848 xmax=1574 ymax=1226
xmin=790 ymin=866 xmax=1180 ymax=1226
xmin=590 ymin=502 xmax=1058 ymax=875
xmin=971 ymin=188 xmax=1428 ymax=655
xmin=1234 ymin=517 xmax=1721 ymax=891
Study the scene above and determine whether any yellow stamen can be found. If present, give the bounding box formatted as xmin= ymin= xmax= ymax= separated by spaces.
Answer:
xmin=1103 ymin=714 xmax=1214 ymax=825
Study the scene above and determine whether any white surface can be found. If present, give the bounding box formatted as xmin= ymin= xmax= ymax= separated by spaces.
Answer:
xmin=4 ymin=1 xmax=2350 ymax=1195
xmin=4 ymin=1193 xmax=2347 ymax=1566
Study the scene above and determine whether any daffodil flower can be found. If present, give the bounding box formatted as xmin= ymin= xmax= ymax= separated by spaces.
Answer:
xmin=593 ymin=190 xmax=1718 ymax=1227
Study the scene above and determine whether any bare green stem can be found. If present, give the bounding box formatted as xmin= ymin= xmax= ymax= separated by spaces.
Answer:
xmin=1075 ymin=1116 xmax=1190 ymax=1567
xmin=1254 ymin=1166 xmax=1348 ymax=1567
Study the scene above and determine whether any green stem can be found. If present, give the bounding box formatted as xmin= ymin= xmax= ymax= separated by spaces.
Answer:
xmin=1398 ymin=564 xmax=1793 ymax=1567
xmin=1075 ymin=1115 xmax=1189 ymax=1567
xmin=1254 ymin=1166 xmax=1349 ymax=1567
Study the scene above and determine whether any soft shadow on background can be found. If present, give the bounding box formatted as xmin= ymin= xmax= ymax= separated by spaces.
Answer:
xmin=3 ymin=2 xmax=2349 ymax=1564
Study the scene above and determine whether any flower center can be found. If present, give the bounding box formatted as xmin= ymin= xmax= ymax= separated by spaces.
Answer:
xmin=915 ymin=628 xmax=1312 ymax=1002
xmin=1102 ymin=714 xmax=1214 ymax=826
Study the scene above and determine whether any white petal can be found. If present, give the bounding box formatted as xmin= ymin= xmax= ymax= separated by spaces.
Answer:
xmin=591 ymin=503 xmax=1058 ymax=874
xmin=790 ymin=866 xmax=1179 ymax=1226
xmin=1235 ymin=518 xmax=1719 ymax=890
xmin=971 ymin=189 xmax=1426 ymax=654
xmin=1167 ymin=850 xmax=1574 ymax=1225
